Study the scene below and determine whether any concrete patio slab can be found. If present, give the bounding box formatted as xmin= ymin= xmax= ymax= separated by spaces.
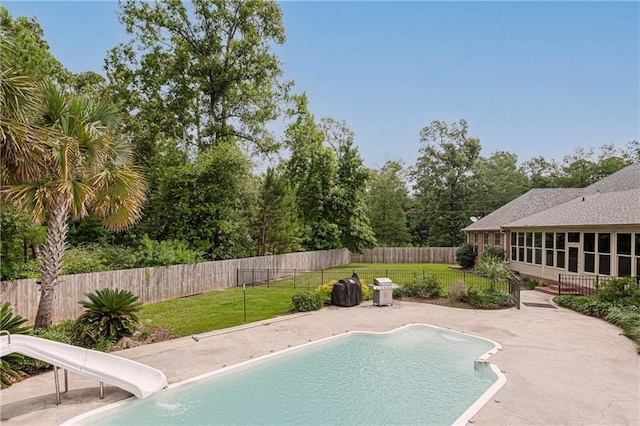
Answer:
xmin=1 ymin=290 xmax=638 ymax=425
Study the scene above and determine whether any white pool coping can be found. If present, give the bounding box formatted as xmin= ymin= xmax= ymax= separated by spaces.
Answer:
xmin=63 ymin=323 xmax=506 ymax=426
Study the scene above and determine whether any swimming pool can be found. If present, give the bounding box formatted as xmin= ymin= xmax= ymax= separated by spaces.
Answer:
xmin=66 ymin=324 xmax=505 ymax=425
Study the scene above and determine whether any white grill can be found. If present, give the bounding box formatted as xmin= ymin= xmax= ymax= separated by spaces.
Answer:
xmin=371 ymin=277 xmax=399 ymax=306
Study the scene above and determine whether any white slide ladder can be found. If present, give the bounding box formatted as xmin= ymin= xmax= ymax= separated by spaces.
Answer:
xmin=0 ymin=331 xmax=167 ymax=401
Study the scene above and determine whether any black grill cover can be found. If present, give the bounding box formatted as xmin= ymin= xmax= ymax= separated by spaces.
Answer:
xmin=331 ymin=273 xmax=362 ymax=307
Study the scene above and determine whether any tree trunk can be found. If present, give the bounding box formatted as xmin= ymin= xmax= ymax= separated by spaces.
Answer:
xmin=34 ymin=198 xmax=69 ymax=329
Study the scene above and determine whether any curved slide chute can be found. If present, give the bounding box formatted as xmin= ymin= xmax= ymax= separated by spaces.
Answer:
xmin=0 ymin=333 xmax=167 ymax=399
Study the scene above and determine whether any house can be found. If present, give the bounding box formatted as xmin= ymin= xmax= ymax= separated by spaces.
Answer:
xmin=462 ymin=163 xmax=640 ymax=284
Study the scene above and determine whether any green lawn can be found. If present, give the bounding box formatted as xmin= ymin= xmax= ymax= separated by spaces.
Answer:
xmin=138 ymin=263 xmax=491 ymax=338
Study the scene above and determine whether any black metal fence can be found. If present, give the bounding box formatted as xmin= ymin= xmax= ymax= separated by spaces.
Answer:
xmin=236 ymin=268 xmax=520 ymax=308
xmin=558 ymin=274 xmax=640 ymax=296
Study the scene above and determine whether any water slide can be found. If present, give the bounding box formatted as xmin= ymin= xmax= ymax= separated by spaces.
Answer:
xmin=0 ymin=333 xmax=167 ymax=399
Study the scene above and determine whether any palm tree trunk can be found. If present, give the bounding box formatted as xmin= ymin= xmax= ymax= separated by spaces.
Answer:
xmin=34 ymin=198 xmax=69 ymax=329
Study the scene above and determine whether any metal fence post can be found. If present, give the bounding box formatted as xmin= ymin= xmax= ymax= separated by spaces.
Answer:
xmin=294 ymin=269 xmax=296 ymax=288
xmin=267 ymin=269 xmax=270 ymax=288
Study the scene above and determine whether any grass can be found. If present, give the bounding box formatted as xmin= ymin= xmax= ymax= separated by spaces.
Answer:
xmin=139 ymin=287 xmax=301 ymax=337
xmin=139 ymin=263 xmax=494 ymax=339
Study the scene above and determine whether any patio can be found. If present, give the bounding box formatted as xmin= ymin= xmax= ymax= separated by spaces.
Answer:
xmin=1 ymin=290 xmax=638 ymax=425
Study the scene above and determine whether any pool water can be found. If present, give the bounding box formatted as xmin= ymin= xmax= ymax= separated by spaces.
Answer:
xmin=71 ymin=325 xmax=504 ymax=425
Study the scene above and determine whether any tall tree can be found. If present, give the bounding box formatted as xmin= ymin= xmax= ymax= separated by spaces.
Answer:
xmin=106 ymin=0 xmax=289 ymax=156
xmin=322 ymin=118 xmax=376 ymax=252
xmin=412 ymin=119 xmax=482 ymax=247
xmin=1 ymin=80 xmax=146 ymax=328
xmin=146 ymin=142 xmax=257 ymax=259
xmin=0 ymin=7 xmax=70 ymax=83
xmin=367 ymin=161 xmax=412 ymax=246
xmin=521 ymin=156 xmax=561 ymax=188
xmin=474 ymin=151 xmax=530 ymax=216
xmin=285 ymin=94 xmax=340 ymax=250
xmin=254 ymin=168 xmax=301 ymax=256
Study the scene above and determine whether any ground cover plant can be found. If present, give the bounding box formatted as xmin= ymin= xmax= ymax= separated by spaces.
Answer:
xmin=555 ymin=277 xmax=640 ymax=348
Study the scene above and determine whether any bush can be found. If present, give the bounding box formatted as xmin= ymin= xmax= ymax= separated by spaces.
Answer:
xmin=463 ymin=288 xmax=512 ymax=309
xmin=76 ymin=288 xmax=141 ymax=345
xmin=400 ymin=274 xmax=441 ymax=300
xmin=62 ymin=245 xmax=109 ymax=275
xmin=447 ymin=280 xmax=467 ymax=304
xmin=291 ymin=292 xmax=322 ymax=312
xmin=1 ymin=303 xmax=29 ymax=388
xmin=315 ymin=280 xmax=337 ymax=305
xmin=555 ymin=295 xmax=640 ymax=348
xmin=481 ymin=247 xmax=506 ymax=261
xmin=455 ymin=244 xmax=476 ymax=269
xmin=596 ymin=277 xmax=640 ymax=306
xmin=521 ymin=277 xmax=543 ymax=290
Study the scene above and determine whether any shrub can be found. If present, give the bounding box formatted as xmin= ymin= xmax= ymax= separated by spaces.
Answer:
xmin=596 ymin=277 xmax=640 ymax=306
xmin=481 ymin=247 xmax=506 ymax=261
xmin=62 ymin=245 xmax=109 ymax=275
xmin=455 ymin=244 xmax=476 ymax=269
xmin=555 ymin=295 xmax=640 ymax=348
xmin=291 ymin=292 xmax=322 ymax=312
xmin=400 ymin=274 xmax=441 ymax=300
xmin=521 ymin=277 xmax=543 ymax=290
xmin=77 ymin=288 xmax=141 ymax=344
xmin=475 ymin=256 xmax=517 ymax=290
xmin=463 ymin=288 xmax=512 ymax=309
xmin=133 ymin=236 xmax=203 ymax=267
xmin=1 ymin=303 xmax=30 ymax=388
xmin=447 ymin=280 xmax=467 ymax=304
xmin=315 ymin=280 xmax=337 ymax=305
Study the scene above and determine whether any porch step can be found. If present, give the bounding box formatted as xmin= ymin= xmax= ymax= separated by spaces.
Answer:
xmin=535 ymin=285 xmax=586 ymax=296
xmin=535 ymin=286 xmax=558 ymax=295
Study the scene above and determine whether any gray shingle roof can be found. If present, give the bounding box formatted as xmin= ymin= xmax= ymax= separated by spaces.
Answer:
xmin=507 ymin=188 xmax=640 ymax=228
xmin=462 ymin=188 xmax=583 ymax=231
xmin=462 ymin=163 xmax=640 ymax=231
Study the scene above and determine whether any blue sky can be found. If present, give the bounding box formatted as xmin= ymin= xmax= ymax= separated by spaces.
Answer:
xmin=4 ymin=0 xmax=639 ymax=169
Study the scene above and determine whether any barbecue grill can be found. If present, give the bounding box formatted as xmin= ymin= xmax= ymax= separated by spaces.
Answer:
xmin=371 ymin=278 xmax=399 ymax=306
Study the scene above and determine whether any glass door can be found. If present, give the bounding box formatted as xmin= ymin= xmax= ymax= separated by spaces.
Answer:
xmin=568 ymin=246 xmax=579 ymax=273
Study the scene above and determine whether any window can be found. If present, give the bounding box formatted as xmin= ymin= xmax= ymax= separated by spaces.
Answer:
xmin=635 ymin=234 xmax=640 ymax=277
xmin=568 ymin=232 xmax=580 ymax=243
xmin=584 ymin=233 xmax=595 ymax=273
xmin=545 ymin=232 xmax=554 ymax=266
xmin=556 ymin=233 xmax=566 ymax=269
xmin=517 ymin=232 xmax=525 ymax=262
xmin=494 ymin=232 xmax=501 ymax=247
xmin=483 ymin=232 xmax=489 ymax=247
xmin=526 ymin=232 xmax=533 ymax=263
xmin=617 ymin=234 xmax=632 ymax=276
xmin=473 ymin=232 xmax=479 ymax=255
xmin=598 ymin=233 xmax=611 ymax=275
xmin=534 ymin=232 xmax=542 ymax=265
xmin=510 ymin=233 xmax=517 ymax=260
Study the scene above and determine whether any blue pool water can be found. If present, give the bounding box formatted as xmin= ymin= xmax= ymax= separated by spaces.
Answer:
xmin=71 ymin=325 xmax=504 ymax=425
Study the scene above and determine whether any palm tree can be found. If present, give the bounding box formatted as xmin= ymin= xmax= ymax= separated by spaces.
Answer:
xmin=1 ymin=78 xmax=146 ymax=328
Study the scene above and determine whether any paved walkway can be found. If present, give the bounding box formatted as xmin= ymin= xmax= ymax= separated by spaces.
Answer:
xmin=1 ymin=290 xmax=638 ymax=425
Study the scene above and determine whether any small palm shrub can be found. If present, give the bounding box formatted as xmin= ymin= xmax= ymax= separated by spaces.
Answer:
xmin=455 ymin=244 xmax=476 ymax=269
xmin=76 ymin=288 xmax=141 ymax=345
xmin=1 ymin=303 xmax=29 ymax=388
xmin=481 ymin=247 xmax=506 ymax=261
xmin=291 ymin=291 xmax=322 ymax=312
xmin=475 ymin=256 xmax=517 ymax=290
xmin=400 ymin=274 xmax=441 ymax=300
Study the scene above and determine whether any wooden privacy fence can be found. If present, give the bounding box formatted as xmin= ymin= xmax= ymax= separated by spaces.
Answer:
xmin=1 ymin=247 xmax=455 ymax=324
xmin=1 ymin=249 xmax=350 ymax=325
xmin=350 ymin=247 xmax=455 ymax=264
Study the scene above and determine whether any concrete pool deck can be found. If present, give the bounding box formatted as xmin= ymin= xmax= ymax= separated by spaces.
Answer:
xmin=1 ymin=290 xmax=638 ymax=425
